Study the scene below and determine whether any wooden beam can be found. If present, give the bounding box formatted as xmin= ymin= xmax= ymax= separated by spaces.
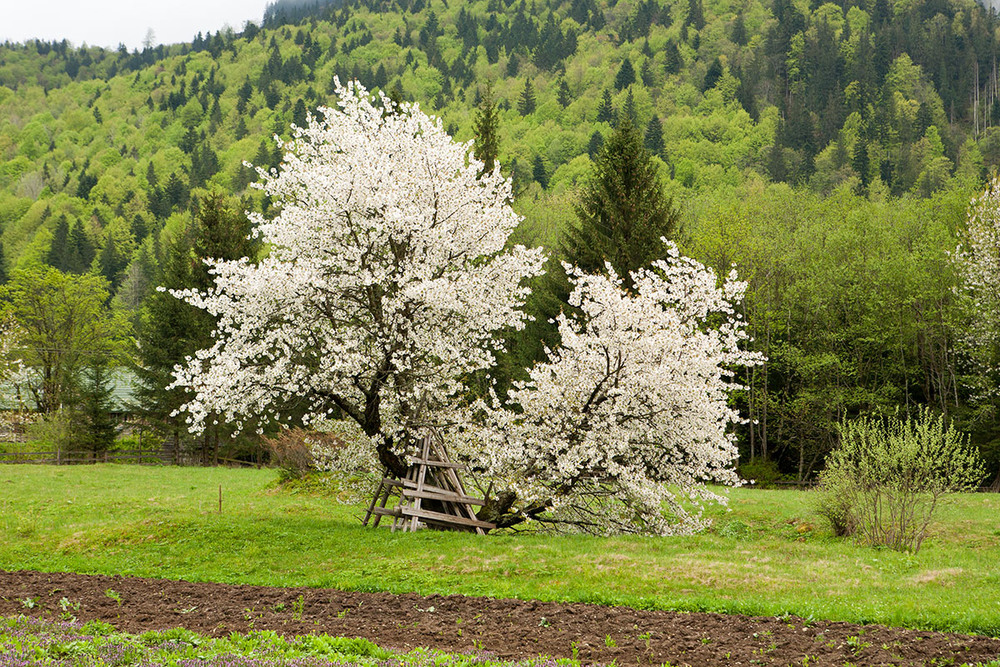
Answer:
xmin=401 ymin=487 xmax=485 ymax=506
xmin=398 ymin=505 xmax=496 ymax=530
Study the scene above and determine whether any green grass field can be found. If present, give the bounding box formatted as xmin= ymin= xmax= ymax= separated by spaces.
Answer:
xmin=1 ymin=465 xmax=998 ymax=636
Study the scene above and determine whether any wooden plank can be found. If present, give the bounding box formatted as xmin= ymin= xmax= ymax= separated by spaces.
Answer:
xmin=370 ymin=506 xmax=402 ymax=518
xmin=409 ymin=435 xmax=431 ymax=532
xmin=397 ymin=478 xmax=484 ymax=503
xmin=405 ymin=457 xmax=466 ymax=469
xmin=428 ymin=441 xmax=485 ymax=534
xmin=398 ymin=505 xmax=495 ymax=530
xmin=401 ymin=487 xmax=485 ymax=506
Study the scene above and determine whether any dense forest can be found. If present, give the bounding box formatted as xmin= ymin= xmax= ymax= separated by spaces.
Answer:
xmin=1 ymin=0 xmax=1000 ymax=482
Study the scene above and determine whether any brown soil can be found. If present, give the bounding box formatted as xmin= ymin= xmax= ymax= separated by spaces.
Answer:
xmin=1 ymin=569 xmax=998 ymax=666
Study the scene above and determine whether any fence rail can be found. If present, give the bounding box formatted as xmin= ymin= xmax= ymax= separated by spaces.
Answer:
xmin=0 ymin=449 xmax=175 ymax=465
xmin=0 ymin=449 xmax=263 ymax=467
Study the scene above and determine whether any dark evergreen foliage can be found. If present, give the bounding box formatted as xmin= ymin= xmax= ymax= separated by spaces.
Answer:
xmin=614 ymin=58 xmax=636 ymax=90
xmin=76 ymin=357 xmax=118 ymax=456
xmin=517 ymin=77 xmax=536 ymax=115
xmin=473 ymin=83 xmax=501 ymax=176
xmin=564 ymin=118 xmax=679 ymax=288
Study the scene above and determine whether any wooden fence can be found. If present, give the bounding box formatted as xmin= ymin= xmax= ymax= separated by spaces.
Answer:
xmin=0 ymin=449 xmax=175 ymax=465
xmin=0 ymin=449 xmax=263 ymax=467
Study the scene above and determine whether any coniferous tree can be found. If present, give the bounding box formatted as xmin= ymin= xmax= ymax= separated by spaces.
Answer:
xmin=640 ymin=58 xmax=655 ymax=87
xmin=133 ymin=231 xmax=202 ymax=460
xmin=596 ymin=89 xmax=616 ymax=123
xmin=703 ymin=57 xmax=723 ymax=91
xmin=615 ymin=58 xmax=636 ymax=90
xmin=47 ymin=215 xmax=71 ymax=270
xmin=686 ymin=0 xmax=705 ymax=30
xmin=97 ymin=231 xmax=128 ymax=291
xmin=518 ymin=77 xmax=536 ymax=115
xmin=644 ymin=115 xmax=665 ymax=156
xmin=0 ymin=242 xmax=9 ymax=285
xmin=565 ymin=117 xmax=680 ymax=288
xmin=587 ymin=130 xmax=604 ymax=157
xmin=292 ymin=98 xmax=308 ymax=127
xmin=76 ymin=356 xmax=117 ymax=457
xmin=623 ymin=88 xmax=638 ymax=125
xmin=664 ymin=40 xmax=681 ymax=74
xmin=473 ymin=83 xmax=501 ymax=176
xmin=67 ymin=220 xmax=95 ymax=273
xmin=731 ymin=12 xmax=747 ymax=45
xmin=532 ymin=154 xmax=549 ymax=189
xmin=557 ymin=78 xmax=572 ymax=107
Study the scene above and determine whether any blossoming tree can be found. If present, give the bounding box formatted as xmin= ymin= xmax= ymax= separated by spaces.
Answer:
xmin=468 ymin=243 xmax=763 ymax=535
xmin=957 ymin=177 xmax=1000 ymax=401
xmin=170 ymin=80 xmax=546 ymax=477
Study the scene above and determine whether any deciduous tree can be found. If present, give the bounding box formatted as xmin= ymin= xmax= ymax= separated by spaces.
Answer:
xmin=170 ymin=81 xmax=545 ymax=477
xmin=470 ymin=244 xmax=762 ymax=534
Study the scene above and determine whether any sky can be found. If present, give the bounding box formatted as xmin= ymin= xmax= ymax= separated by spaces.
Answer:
xmin=2 ymin=1 xmax=274 ymax=51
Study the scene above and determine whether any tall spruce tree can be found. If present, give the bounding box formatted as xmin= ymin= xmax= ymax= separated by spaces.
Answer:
xmin=77 ymin=356 xmax=117 ymax=457
xmin=518 ymin=77 xmax=536 ymax=115
xmin=644 ymin=115 xmax=665 ymax=156
xmin=615 ymin=58 xmax=636 ymax=90
xmin=564 ymin=117 xmax=680 ymax=288
xmin=596 ymin=89 xmax=616 ymax=123
xmin=133 ymin=230 xmax=203 ymax=460
xmin=473 ymin=83 xmax=501 ymax=176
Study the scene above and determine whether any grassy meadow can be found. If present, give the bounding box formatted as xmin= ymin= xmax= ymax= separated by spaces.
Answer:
xmin=0 ymin=465 xmax=998 ymax=636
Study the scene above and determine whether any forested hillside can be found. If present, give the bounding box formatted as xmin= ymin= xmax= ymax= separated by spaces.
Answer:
xmin=1 ymin=0 xmax=999 ymax=480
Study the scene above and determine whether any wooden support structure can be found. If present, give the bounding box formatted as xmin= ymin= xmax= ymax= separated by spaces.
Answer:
xmin=362 ymin=429 xmax=494 ymax=535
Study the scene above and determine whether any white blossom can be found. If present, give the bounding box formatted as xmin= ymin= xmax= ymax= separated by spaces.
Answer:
xmin=956 ymin=177 xmax=1000 ymax=400
xmin=462 ymin=241 xmax=764 ymax=535
xmin=170 ymin=80 xmax=546 ymax=463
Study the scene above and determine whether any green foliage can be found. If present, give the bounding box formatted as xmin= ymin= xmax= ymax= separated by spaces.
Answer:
xmin=75 ymin=357 xmax=118 ymax=456
xmin=2 ymin=267 xmax=125 ymax=413
xmin=817 ymin=408 xmax=985 ymax=552
xmin=565 ymin=117 xmax=678 ymax=287
xmin=473 ymin=83 xmax=500 ymax=176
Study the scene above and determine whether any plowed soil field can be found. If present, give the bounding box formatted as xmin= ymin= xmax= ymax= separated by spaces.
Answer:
xmin=2 ymin=570 xmax=999 ymax=666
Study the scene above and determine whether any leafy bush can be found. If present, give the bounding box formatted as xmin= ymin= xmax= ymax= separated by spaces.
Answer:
xmin=737 ymin=457 xmax=787 ymax=488
xmin=817 ymin=408 xmax=984 ymax=551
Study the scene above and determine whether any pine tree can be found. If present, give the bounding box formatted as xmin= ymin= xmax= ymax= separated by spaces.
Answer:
xmin=76 ymin=356 xmax=117 ymax=457
xmin=292 ymin=98 xmax=308 ymax=127
xmin=703 ymin=57 xmax=723 ymax=91
xmin=623 ymin=88 xmax=638 ymax=125
xmin=0 ymin=242 xmax=9 ymax=285
xmin=557 ymin=78 xmax=572 ymax=107
xmin=191 ymin=193 xmax=258 ymax=292
xmin=596 ymin=89 xmax=616 ymax=123
xmin=67 ymin=219 xmax=95 ymax=273
xmin=100 ymin=231 xmax=130 ymax=291
xmin=664 ymin=40 xmax=682 ymax=74
xmin=474 ymin=83 xmax=501 ymax=176
xmin=532 ymin=155 xmax=549 ymax=189
xmin=731 ymin=12 xmax=747 ymax=45
xmin=133 ymin=231 xmax=204 ymax=460
xmin=47 ymin=215 xmax=71 ymax=271
xmin=565 ymin=117 xmax=680 ymax=289
xmin=644 ymin=115 xmax=665 ymax=156
xmin=518 ymin=77 xmax=536 ymax=115
xmin=615 ymin=58 xmax=636 ymax=90
xmin=587 ymin=130 xmax=604 ymax=157
xmin=686 ymin=0 xmax=705 ymax=30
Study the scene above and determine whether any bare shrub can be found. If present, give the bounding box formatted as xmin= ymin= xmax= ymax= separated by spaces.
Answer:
xmin=262 ymin=428 xmax=344 ymax=481
xmin=817 ymin=408 xmax=984 ymax=551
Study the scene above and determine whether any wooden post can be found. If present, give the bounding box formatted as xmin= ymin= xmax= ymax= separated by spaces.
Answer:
xmin=218 ymin=485 xmax=222 ymax=513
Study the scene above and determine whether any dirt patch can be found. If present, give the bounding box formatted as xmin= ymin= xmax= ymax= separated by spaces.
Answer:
xmin=1 ymin=569 xmax=998 ymax=666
